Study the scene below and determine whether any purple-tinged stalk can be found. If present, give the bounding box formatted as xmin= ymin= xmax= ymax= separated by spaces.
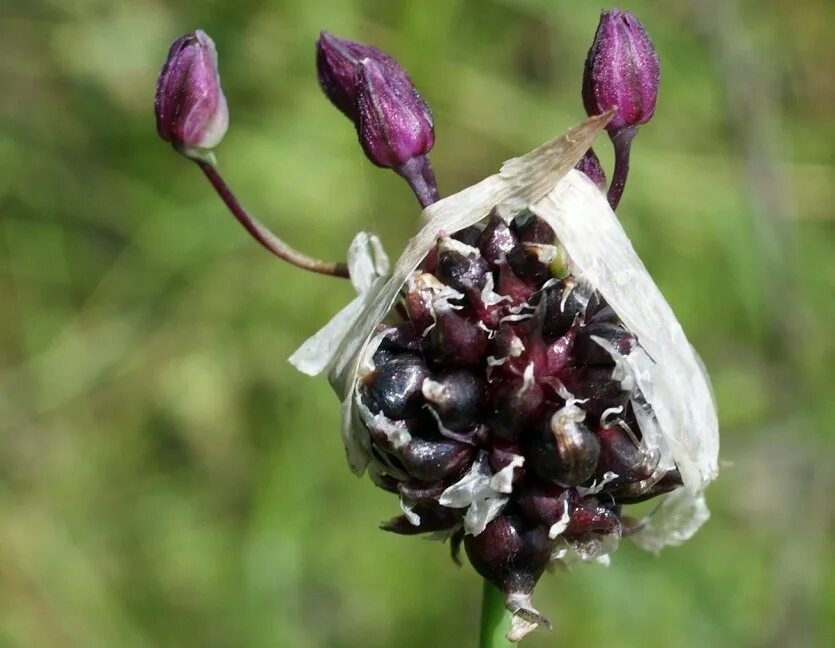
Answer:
xmin=154 ymin=30 xmax=348 ymax=279
xmin=582 ymin=10 xmax=660 ymax=209
xmin=317 ymin=31 xmax=439 ymax=208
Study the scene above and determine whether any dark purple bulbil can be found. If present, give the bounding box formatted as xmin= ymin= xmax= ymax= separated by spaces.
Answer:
xmin=362 ymin=211 xmax=681 ymax=625
xmin=582 ymin=9 xmax=660 ymax=135
xmin=575 ymin=148 xmax=607 ymax=190
xmin=316 ymin=31 xmax=439 ymax=207
xmin=155 ymin=30 xmax=229 ymax=153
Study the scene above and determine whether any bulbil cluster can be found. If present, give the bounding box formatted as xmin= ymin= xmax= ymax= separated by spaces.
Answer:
xmin=152 ymin=7 xmax=704 ymax=642
xmin=357 ymin=209 xmax=681 ymax=617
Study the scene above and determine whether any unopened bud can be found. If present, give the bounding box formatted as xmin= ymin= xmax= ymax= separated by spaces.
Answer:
xmin=582 ymin=9 xmax=660 ymax=135
xmin=362 ymin=353 xmax=429 ymax=419
xmin=575 ymin=148 xmax=606 ymax=190
xmin=354 ymin=58 xmax=435 ymax=170
xmin=155 ymin=30 xmax=228 ymax=156
xmin=316 ymin=31 xmax=400 ymax=121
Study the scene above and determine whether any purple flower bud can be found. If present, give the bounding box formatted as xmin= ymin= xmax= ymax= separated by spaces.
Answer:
xmin=575 ymin=148 xmax=607 ymax=190
xmin=316 ymin=31 xmax=439 ymax=207
xmin=582 ymin=10 xmax=660 ymax=134
xmin=155 ymin=30 xmax=228 ymax=153
xmin=354 ymin=58 xmax=435 ymax=170
xmin=316 ymin=31 xmax=406 ymax=122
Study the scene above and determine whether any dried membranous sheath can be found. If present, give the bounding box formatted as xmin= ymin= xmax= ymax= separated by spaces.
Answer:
xmin=291 ymin=114 xmax=719 ymax=640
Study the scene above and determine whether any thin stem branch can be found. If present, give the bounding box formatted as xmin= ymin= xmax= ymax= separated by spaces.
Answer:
xmin=479 ymin=581 xmax=513 ymax=648
xmin=195 ymin=159 xmax=350 ymax=279
xmin=396 ymin=155 xmax=440 ymax=208
xmin=607 ymin=126 xmax=637 ymax=210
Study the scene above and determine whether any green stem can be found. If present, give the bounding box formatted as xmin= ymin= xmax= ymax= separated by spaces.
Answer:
xmin=479 ymin=581 xmax=514 ymax=648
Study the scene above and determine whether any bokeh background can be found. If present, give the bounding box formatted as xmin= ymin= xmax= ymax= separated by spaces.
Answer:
xmin=1 ymin=0 xmax=833 ymax=646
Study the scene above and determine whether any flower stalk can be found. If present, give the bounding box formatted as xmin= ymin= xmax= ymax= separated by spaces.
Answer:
xmin=607 ymin=126 xmax=636 ymax=209
xmin=479 ymin=581 xmax=513 ymax=648
xmin=195 ymin=158 xmax=350 ymax=278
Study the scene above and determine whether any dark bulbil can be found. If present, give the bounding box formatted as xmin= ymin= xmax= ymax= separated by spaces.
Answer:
xmin=465 ymin=516 xmax=551 ymax=605
xmin=363 ymin=353 xmax=428 ymax=419
xmin=316 ymin=31 xmax=439 ymax=207
xmin=360 ymin=210 xmax=682 ymax=614
xmin=575 ymin=148 xmax=607 ymax=190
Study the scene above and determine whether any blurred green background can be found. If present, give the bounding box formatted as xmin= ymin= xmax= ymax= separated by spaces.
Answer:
xmin=1 ymin=0 xmax=833 ymax=646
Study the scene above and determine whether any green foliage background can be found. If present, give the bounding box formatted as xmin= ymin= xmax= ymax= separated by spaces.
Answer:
xmin=1 ymin=0 xmax=833 ymax=646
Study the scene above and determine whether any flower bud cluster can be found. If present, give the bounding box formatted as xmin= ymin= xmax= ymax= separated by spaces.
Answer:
xmin=356 ymin=209 xmax=682 ymax=626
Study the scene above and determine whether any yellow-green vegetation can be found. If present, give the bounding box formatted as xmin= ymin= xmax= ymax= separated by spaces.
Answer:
xmin=0 ymin=1 xmax=833 ymax=646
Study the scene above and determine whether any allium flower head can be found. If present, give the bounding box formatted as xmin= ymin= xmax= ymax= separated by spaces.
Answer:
xmin=291 ymin=114 xmax=719 ymax=640
xmin=582 ymin=9 xmax=660 ymax=135
xmin=154 ymin=30 xmax=228 ymax=153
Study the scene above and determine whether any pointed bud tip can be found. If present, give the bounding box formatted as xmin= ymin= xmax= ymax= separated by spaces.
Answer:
xmin=582 ymin=9 xmax=660 ymax=135
xmin=155 ymin=29 xmax=228 ymax=154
